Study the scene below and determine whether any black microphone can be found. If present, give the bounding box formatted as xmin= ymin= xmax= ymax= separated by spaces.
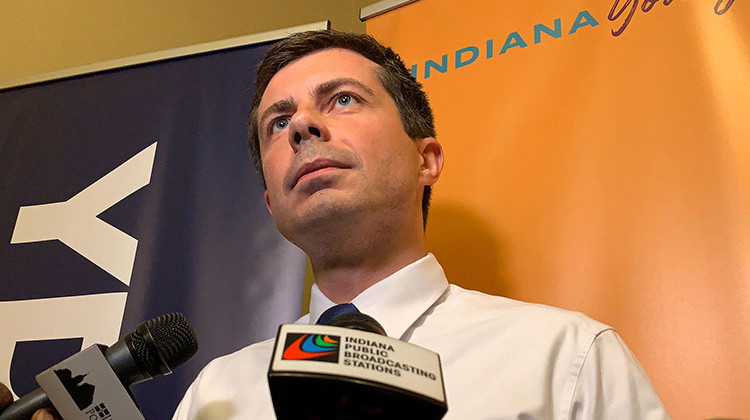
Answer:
xmin=268 ymin=312 xmax=447 ymax=419
xmin=0 ymin=313 xmax=198 ymax=420
xmin=328 ymin=312 xmax=387 ymax=335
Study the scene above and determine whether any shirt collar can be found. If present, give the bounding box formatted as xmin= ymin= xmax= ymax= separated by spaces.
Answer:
xmin=308 ymin=253 xmax=449 ymax=339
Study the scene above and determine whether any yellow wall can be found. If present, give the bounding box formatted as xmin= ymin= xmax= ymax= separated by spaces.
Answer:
xmin=0 ymin=0 xmax=375 ymax=84
xmin=367 ymin=1 xmax=749 ymax=418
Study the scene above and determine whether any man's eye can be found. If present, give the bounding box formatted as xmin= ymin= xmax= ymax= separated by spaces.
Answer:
xmin=272 ymin=117 xmax=289 ymax=133
xmin=334 ymin=94 xmax=357 ymax=108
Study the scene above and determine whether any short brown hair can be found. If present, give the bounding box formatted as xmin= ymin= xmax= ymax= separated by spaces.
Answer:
xmin=248 ymin=30 xmax=436 ymax=227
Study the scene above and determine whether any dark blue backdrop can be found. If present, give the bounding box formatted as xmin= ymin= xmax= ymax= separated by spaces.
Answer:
xmin=0 ymin=40 xmax=306 ymax=419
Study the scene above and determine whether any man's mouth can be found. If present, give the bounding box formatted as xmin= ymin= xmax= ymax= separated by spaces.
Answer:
xmin=291 ymin=159 xmax=349 ymax=189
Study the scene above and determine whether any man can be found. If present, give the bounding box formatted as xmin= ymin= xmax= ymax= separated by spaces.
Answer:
xmin=172 ymin=30 xmax=669 ymax=419
xmin=0 ymin=30 xmax=669 ymax=419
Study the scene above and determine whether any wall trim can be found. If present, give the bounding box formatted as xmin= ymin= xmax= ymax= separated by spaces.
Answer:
xmin=0 ymin=20 xmax=330 ymax=91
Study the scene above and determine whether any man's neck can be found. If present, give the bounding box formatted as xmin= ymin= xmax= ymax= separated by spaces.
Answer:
xmin=295 ymin=203 xmax=428 ymax=303
xmin=310 ymin=242 xmax=427 ymax=303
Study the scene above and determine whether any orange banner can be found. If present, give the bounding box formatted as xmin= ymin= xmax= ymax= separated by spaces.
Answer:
xmin=367 ymin=0 xmax=749 ymax=418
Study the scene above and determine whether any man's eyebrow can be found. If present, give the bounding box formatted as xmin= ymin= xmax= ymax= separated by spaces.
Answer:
xmin=313 ymin=78 xmax=375 ymax=98
xmin=259 ymin=97 xmax=297 ymax=129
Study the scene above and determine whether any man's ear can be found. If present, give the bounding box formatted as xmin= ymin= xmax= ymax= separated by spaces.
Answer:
xmin=264 ymin=191 xmax=273 ymax=215
xmin=417 ymin=137 xmax=444 ymax=186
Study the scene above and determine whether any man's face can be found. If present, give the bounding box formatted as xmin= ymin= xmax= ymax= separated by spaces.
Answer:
xmin=257 ymin=48 xmax=425 ymax=242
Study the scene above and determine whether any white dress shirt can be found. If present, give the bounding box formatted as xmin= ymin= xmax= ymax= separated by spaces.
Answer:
xmin=173 ymin=254 xmax=670 ymax=419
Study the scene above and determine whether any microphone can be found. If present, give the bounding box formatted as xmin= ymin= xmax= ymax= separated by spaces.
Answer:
xmin=328 ymin=312 xmax=387 ymax=335
xmin=0 ymin=313 xmax=198 ymax=420
xmin=268 ymin=311 xmax=447 ymax=419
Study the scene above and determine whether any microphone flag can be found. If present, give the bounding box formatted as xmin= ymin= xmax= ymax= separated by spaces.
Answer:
xmin=35 ymin=345 xmax=145 ymax=420
xmin=268 ymin=323 xmax=447 ymax=419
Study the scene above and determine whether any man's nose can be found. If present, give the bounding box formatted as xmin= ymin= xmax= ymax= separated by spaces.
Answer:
xmin=288 ymin=107 xmax=329 ymax=151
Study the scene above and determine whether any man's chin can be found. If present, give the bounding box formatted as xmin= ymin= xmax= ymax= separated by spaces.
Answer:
xmin=284 ymin=199 xmax=360 ymax=234
xmin=293 ymin=170 xmax=346 ymax=196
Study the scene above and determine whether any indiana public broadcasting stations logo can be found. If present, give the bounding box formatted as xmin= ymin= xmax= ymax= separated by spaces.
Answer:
xmin=282 ymin=334 xmax=340 ymax=363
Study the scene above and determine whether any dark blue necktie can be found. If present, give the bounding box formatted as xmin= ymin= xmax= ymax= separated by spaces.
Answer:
xmin=316 ymin=303 xmax=360 ymax=325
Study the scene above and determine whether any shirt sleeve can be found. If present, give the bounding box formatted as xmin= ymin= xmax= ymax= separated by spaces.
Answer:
xmin=568 ymin=329 xmax=671 ymax=419
xmin=173 ymin=364 xmax=216 ymax=420
xmin=171 ymin=378 xmax=197 ymax=420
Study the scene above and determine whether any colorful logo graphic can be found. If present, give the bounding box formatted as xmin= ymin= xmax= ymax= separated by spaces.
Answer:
xmin=282 ymin=333 xmax=340 ymax=363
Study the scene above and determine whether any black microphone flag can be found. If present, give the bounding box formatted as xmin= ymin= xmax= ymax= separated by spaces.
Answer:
xmin=268 ymin=318 xmax=447 ymax=419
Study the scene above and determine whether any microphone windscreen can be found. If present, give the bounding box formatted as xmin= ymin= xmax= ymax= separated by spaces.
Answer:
xmin=329 ymin=312 xmax=387 ymax=336
xmin=128 ymin=313 xmax=199 ymax=377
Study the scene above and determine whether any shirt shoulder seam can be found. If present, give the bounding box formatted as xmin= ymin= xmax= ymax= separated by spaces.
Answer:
xmin=564 ymin=327 xmax=615 ymax=419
